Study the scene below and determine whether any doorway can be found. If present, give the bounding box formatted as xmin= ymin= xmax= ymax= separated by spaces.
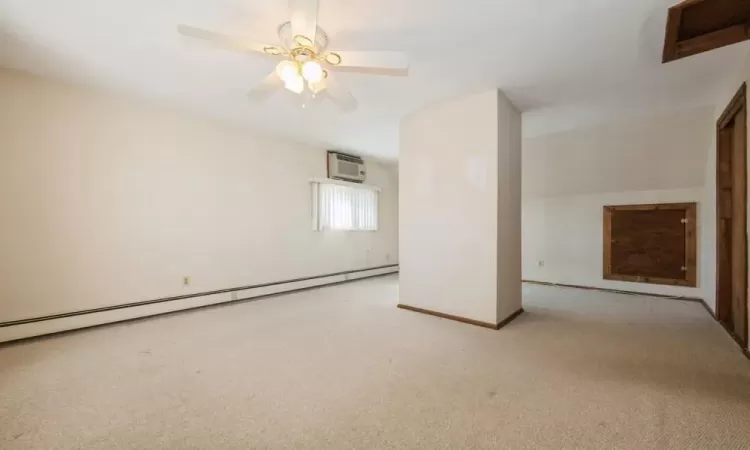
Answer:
xmin=716 ymin=83 xmax=748 ymax=350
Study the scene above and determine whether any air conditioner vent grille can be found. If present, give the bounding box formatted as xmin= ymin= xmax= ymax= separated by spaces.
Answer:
xmin=336 ymin=154 xmax=364 ymax=164
xmin=327 ymin=151 xmax=366 ymax=183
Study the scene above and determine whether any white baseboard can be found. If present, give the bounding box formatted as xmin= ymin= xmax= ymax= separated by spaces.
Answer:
xmin=0 ymin=266 xmax=398 ymax=344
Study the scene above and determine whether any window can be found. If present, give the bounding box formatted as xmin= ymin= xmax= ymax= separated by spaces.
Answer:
xmin=311 ymin=180 xmax=379 ymax=231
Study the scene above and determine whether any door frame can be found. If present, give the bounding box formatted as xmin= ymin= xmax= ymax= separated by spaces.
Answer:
xmin=716 ymin=82 xmax=748 ymax=350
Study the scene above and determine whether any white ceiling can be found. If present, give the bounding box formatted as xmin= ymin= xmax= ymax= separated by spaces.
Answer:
xmin=0 ymin=0 xmax=748 ymax=159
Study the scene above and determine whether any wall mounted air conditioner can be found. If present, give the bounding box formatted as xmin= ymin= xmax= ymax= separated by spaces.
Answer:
xmin=327 ymin=151 xmax=366 ymax=183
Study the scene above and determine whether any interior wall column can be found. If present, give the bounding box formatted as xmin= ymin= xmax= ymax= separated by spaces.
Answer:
xmin=399 ymin=89 xmax=522 ymax=328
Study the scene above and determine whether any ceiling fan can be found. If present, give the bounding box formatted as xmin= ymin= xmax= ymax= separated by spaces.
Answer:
xmin=177 ymin=0 xmax=410 ymax=111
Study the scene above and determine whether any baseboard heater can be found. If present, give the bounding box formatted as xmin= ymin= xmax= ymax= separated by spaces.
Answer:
xmin=0 ymin=264 xmax=399 ymax=344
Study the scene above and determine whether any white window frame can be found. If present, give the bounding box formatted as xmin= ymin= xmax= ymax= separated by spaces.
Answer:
xmin=310 ymin=178 xmax=380 ymax=232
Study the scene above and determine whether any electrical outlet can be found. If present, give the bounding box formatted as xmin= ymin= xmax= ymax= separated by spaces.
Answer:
xmin=183 ymin=276 xmax=190 ymax=286
xmin=538 ymin=260 xmax=545 ymax=268
xmin=386 ymin=253 xmax=391 ymax=261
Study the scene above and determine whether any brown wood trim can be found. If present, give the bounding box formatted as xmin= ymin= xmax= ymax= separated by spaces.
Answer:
xmin=603 ymin=207 xmax=613 ymax=281
xmin=698 ymin=298 xmax=750 ymax=361
xmin=672 ymin=0 xmax=710 ymax=7
xmin=662 ymin=6 xmax=683 ymax=63
xmin=718 ymin=83 xmax=747 ymax=129
xmin=716 ymin=90 xmax=736 ymax=324
xmin=715 ymin=83 xmax=749 ymax=352
xmin=717 ymin=318 xmax=749 ymax=350
xmin=674 ymin=24 xmax=749 ymax=60
xmin=603 ymin=202 xmax=696 ymax=211
xmin=397 ymin=304 xmax=524 ymax=330
xmin=603 ymin=273 xmax=694 ymax=287
xmin=523 ymin=280 xmax=749 ymax=360
xmin=693 ymin=296 xmax=716 ymax=318
xmin=497 ymin=308 xmax=524 ymax=330
xmin=684 ymin=203 xmax=698 ymax=287
xmin=397 ymin=304 xmax=498 ymax=329
xmin=714 ymin=313 xmax=750 ymax=360
xmin=603 ymin=202 xmax=697 ymax=287
xmin=522 ymin=280 xmax=704 ymax=302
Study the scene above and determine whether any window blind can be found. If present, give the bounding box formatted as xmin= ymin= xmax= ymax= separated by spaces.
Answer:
xmin=312 ymin=182 xmax=378 ymax=231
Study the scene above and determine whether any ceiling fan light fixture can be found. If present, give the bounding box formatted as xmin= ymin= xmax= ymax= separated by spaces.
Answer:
xmin=309 ymin=80 xmax=326 ymax=94
xmin=276 ymin=60 xmax=299 ymax=83
xmin=177 ymin=1 xmax=409 ymax=112
xmin=277 ymin=22 xmax=330 ymax=54
xmin=294 ymin=35 xmax=314 ymax=48
xmin=301 ymin=60 xmax=323 ymax=83
xmin=284 ymin=74 xmax=305 ymax=94
xmin=324 ymin=52 xmax=341 ymax=65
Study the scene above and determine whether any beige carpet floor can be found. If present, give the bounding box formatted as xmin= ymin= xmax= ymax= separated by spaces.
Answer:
xmin=1 ymin=275 xmax=749 ymax=449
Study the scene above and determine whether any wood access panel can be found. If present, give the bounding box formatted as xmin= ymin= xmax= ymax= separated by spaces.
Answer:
xmin=663 ymin=0 xmax=750 ymax=63
xmin=603 ymin=203 xmax=697 ymax=287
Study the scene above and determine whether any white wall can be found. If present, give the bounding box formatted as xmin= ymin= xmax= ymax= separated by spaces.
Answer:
xmin=400 ymin=89 xmax=521 ymax=325
xmin=523 ymin=188 xmax=704 ymax=298
xmin=522 ymin=107 xmax=713 ymax=298
xmin=523 ymin=107 xmax=712 ymax=198
xmin=0 ymin=69 xmax=399 ymax=327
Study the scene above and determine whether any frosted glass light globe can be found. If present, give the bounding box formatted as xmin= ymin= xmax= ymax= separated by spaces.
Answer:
xmin=284 ymin=74 xmax=304 ymax=94
xmin=301 ymin=61 xmax=323 ymax=83
xmin=309 ymin=79 xmax=326 ymax=94
xmin=276 ymin=60 xmax=299 ymax=83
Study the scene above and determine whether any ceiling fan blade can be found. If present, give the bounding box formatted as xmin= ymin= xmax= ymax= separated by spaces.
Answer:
xmin=178 ymin=24 xmax=282 ymax=56
xmin=289 ymin=0 xmax=319 ymax=46
xmin=247 ymin=72 xmax=283 ymax=101
xmin=319 ymin=73 xmax=357 ymax=111
xmin=324 ymin=51 xmax=409 ymax=76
